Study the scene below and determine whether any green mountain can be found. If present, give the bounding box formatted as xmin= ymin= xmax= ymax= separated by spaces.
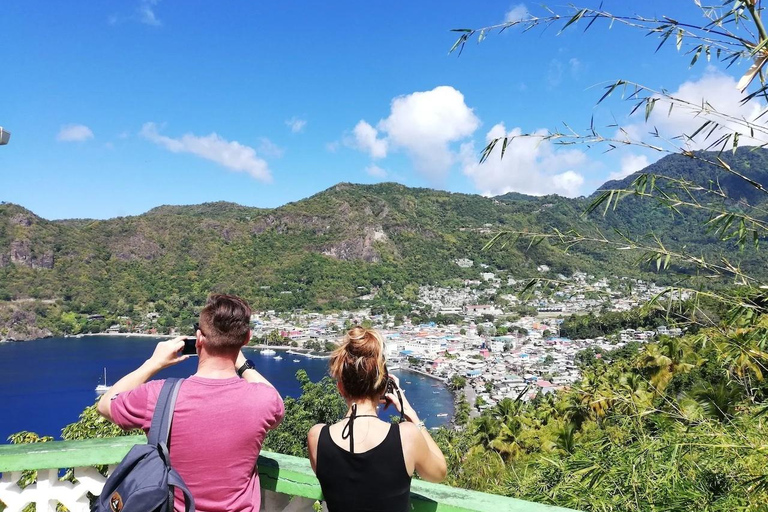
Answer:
xmin=1 ymin=148 xmax=767 ymax=337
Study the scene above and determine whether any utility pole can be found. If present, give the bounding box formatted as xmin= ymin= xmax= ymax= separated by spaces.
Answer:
xmin=0 ymin=127 xmax=10 ymax=145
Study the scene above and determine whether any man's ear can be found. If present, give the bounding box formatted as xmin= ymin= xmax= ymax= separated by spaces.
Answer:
xmin=242 ymin=329 xmax=252 ymax=347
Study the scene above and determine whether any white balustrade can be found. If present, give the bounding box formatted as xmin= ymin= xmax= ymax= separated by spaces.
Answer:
xmin=0 ymin=465 xmax=321 ymax=512
xmin=0 ymin=466 xmax=109 ymax=512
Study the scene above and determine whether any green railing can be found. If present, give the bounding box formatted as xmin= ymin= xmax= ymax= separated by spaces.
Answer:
xmin=0 ymin=436 xmax=580 ymax=512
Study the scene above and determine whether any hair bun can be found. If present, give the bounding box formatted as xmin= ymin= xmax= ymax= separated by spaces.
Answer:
xmin=344 ymin=327 xmax=381 ymax=358
xmin=329 ymin=327 xmax=388 ymax=400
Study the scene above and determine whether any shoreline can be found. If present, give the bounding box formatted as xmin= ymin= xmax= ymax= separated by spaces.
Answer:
xmin=243 ymin=345 xmax=332 ymax=360
xmin=396 ymin=366 xmax=447 ymax=383
xmin=81 ymin=333 xmax=174 ymax=338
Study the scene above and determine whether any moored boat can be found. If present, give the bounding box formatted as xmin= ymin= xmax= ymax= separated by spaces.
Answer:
xmin=95 ymin=368 xmax=110 ymax=395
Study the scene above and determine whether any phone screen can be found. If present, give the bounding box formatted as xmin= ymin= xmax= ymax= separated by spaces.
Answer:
xmin=182 ymin=337 xmax=197 ymax=356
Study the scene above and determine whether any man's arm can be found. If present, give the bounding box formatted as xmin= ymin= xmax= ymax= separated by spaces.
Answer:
xmin=235 ymin=350 xmax=276 ymax=387
xmin=97 ymin=337 xmax=189 ymax=422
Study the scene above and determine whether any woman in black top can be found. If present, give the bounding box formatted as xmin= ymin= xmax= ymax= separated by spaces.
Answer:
xmin=308 ymin=327 xmax=447 ymax=512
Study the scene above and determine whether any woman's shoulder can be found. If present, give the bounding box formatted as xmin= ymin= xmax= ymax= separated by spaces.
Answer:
xmin=397 ymin=421 xmax=421 ymax=436
xmin=308 ymin=423 xmax=327 ymax=440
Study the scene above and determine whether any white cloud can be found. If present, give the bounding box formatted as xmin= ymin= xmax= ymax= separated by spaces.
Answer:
xmin=505 ymin=4 xmax=529 ymax=23
xmin=624 ymin=67 xmax=766 ymax=150
xmin=109 ymin=0 xmax=162 ymax=27
xmin=608 ymin=154 xmax=650 ymax=181
xmin=57 ymin=124 xmax=94 ymax=142
xmin=569 ymin=57 xmax=583 ymax=77
xmin=285 ymin=117 xmax=307 ymax=133
xmin=461 ymin=123 xmax=587 ymax=197
xmin=257 ymin=137 xmax=284 ymax=158
xmin=346 ymin=86 xmax=480 ymax=182
xmin=348 ymin=120 xmax=388 ymax=159
xmin=138 ymin=0 xmax=161 ymax=26
xmin=547 ymin=59 xmax=564 ymax=88
xmin=140 ymin=122 xmax=273 ymax=182
xmin=366 ymin=165 xmax=388 ymax=178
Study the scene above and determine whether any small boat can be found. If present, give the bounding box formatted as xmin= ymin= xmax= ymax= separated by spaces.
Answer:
xmin=406 ymin=381 xmax=412 ymax=385
xmin=261 ymin=349 xmax=276 ymax=356
xmin=274 ymin=356 xmax=283 ymax=361
xmin=95 ymin=368 xmax=110 ymax=395
xmin=436 ymin=413 xmax=448 ymax=417
xmin=432 ymin=391 xmax=440 ymax=394
xmin=293 ymin=359 xmax=300 ymax=363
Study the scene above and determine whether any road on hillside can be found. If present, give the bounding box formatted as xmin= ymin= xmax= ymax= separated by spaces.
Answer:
xmin=464 ymin=384 xmax=480 ymax=419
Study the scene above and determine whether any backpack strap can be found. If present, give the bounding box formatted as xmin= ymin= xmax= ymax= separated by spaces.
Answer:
xmin=168 ymin=470 xmax=195 ymax=512
xmin=148 ymin=379 xmax=196 ymax=511
xmin=148 ymin=378 xmax=184 ymax=447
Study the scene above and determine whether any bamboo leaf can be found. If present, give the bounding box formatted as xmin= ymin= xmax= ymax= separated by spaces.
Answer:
xmin=559 ymin=8 xmax=587 ymax=34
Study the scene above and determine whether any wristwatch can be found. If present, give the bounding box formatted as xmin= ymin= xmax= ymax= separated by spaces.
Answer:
xmin=237 ymin=359 xmax=255 ymax=378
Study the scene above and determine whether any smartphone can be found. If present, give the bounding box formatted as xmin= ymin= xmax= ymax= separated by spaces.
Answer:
xmin=182 ymin=337 xmax=197 ymax=356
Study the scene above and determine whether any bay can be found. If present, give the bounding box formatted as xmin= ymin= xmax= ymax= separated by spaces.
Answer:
xmin=0 ymin=336 xmax=454 ymax=443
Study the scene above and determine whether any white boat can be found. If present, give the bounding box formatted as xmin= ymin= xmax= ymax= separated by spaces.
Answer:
xmin=293 ymin=359 xmax=300 ymax=363
xmin=261 ymin=349 xmax=277 ymax=356
xmin=95 ymin=368 xmax=110 ymax=395
xmin=274 ymin=355 xmax=283 ymax=361
xmin=436 ymin=413 xmax=448 ymax=417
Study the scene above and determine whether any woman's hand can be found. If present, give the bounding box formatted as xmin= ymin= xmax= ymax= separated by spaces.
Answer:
xmin=384 ymin=375 xmax=419 ymax=423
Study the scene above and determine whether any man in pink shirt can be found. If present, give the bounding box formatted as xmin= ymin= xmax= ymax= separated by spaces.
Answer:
xmin=98 ymin=294 xmax=284 ymax=512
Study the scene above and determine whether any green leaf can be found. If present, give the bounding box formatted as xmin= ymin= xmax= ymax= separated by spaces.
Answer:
xmin=559 ymin=8 xmax=587 ymax=34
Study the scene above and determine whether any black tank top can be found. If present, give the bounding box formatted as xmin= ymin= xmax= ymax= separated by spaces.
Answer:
xmin=316 ymin=423 xmax=412 ymax=512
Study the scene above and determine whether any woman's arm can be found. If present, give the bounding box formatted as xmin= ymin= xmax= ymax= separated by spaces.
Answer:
xmin=385 ymin=377 xmax=447 ymax=483
xmin=307 ymin=423 xmax=324 ymax=473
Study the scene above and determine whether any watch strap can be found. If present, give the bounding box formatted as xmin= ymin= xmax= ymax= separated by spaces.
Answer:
xmin=237 ymin=359 xmax=255 ymax=377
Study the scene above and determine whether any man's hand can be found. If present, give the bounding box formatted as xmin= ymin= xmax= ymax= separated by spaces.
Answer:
xmin=147 ymin=337 xmax=191 ymax=371
xmin=98 ymin=338 xmax=189 ymax=422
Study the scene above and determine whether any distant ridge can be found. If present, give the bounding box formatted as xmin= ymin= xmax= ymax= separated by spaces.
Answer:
xmin=1 ymin=148 xmax=767 ymax=319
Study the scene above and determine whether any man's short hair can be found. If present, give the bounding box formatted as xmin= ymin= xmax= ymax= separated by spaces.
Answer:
xmin=199 ymin=294 xmax=252 ymax=355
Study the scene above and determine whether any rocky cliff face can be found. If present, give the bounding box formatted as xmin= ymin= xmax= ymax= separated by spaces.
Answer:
xmin=0 ymin=209 xmax=56 ymax=269
xmin=321 ymin=226 xmax=390 ymax=262
xmin=0 ymin=303 xmax=52 ymax=341
xmin=8 ymin=240 xmax=54 ymax=269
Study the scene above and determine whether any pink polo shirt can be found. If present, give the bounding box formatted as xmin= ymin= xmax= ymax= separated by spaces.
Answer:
xmin=111 ymin=376 xmax=284 ymax=512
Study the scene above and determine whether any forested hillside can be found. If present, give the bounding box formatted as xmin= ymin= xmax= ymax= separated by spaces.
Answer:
xmin=1 ymin=148 xmax=767 ymax=337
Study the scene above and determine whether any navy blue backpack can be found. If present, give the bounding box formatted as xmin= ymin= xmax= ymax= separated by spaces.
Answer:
xmin=94 ymin=378 xmax=195 ymax=512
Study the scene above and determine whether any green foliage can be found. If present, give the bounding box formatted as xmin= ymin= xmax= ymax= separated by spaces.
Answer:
xmin=262 ymin=370 xmax=346 ymax=457
xmin=428 ymin=318 xmax=768 ymax=510
xmin=60 ymin=402 xmax=142 ymax=440
xmin=449 ymin=374 xmax=466 ymax=391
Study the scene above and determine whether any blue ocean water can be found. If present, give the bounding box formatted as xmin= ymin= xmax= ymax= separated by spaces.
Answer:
xmin=0 ymin=336 xmax=454 ymax=443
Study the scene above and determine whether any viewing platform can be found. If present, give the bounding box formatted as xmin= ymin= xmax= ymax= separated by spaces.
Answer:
xmin=0 ymin=435 xmax=581 ymax=511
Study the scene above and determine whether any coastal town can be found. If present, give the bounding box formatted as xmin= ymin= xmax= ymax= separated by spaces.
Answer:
xmin=235 ymin=266 xmax=684 ymax=415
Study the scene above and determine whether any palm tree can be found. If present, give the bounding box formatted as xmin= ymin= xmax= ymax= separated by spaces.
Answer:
xmin=638 ymin=337 xmax=700 ymax=391
xmin=689 ymin=381 xmax=743 ymax=422
xmin=471 ymin=415 xmax=501 ymax=450
xmin=489 ymin=420 xmax=523 ymax=460
xmin=553 ymin=422 xmax=577 ymax=454
xmin=714 ymin=328 xmax=768 ymax=397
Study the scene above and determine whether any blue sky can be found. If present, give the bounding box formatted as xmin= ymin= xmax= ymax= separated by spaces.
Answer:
xmin=0 ymin=1 xmax=758 ymax=219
